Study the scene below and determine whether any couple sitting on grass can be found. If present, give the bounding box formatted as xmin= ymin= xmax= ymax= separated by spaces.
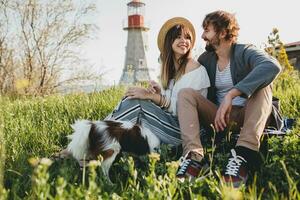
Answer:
xmin=58 ymin=10 xmax=282 ymax=187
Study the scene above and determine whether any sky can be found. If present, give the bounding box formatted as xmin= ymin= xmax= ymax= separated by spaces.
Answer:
xmin=82 ymin=0 xmax=299 ymax=85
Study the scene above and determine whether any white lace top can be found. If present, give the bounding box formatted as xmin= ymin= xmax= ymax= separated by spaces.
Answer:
xmin=161 ymin=66 xmax=210 ymax=116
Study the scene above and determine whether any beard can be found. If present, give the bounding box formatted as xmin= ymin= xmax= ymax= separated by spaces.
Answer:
xmin=204 ymin=35 xmax=220 ymax=52
xmin=205 ymin=43 xmax=216 ymax=52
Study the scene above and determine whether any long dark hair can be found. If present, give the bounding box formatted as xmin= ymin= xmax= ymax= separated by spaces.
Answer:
xmin=160 ymin=25 xmax=192 ymax=90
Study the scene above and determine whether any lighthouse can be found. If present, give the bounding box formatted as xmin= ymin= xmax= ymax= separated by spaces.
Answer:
xmin=119 ymin=0 xmax=151 ymax=85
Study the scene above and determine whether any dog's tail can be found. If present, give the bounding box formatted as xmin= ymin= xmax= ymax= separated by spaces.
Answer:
xmin=67 ymin=120 xmax=92 ymax=161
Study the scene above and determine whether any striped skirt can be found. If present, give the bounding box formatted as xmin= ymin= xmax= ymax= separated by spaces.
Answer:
xmin=106 ymin=97 xmax=182 ymax=146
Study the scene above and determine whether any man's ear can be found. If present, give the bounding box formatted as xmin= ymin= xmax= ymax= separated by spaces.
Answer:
xmin=219 ymin=29 xmax=227 ymax=39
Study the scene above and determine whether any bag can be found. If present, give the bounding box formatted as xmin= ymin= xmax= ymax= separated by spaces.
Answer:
xmin=267 ymin=97 xmax=284 ymax=131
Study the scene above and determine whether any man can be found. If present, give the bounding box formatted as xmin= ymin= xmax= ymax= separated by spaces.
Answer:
xmin=175 ymin=10 xmax=281 ymax=187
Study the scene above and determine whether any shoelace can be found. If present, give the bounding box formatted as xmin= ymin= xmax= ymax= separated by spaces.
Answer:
xmin=177 ymin=152 xmax=193 ymax=174
xmin=225 ymin=149 xmax=246 ymax=176
xmin=178 ymin=158 xmax=191 ymax=174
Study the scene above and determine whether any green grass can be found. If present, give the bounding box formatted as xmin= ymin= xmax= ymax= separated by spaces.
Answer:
xmin=0 ymin=73 xmax=299 ymax=199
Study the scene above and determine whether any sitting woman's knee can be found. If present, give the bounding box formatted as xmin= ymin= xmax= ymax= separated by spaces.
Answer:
xmin=124 ymin=97 xmax=139 ymax=104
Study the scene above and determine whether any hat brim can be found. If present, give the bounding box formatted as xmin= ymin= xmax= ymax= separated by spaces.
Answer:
xmin=157 ymin=17 xmax=196 ymax=52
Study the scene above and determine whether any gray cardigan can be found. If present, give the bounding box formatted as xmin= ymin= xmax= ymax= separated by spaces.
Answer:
xmin=198 ymin=43 xmax=282 ymax=103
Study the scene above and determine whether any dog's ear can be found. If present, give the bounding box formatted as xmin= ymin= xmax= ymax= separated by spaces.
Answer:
xmin=101 ymin=149 xmax=115 ymax=160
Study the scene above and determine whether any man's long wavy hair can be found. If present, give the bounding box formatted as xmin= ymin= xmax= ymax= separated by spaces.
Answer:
xmin=160 ymin=25 xmax=192 ymax=90
xmin=202 ymin=10 xmax=240 ymax=43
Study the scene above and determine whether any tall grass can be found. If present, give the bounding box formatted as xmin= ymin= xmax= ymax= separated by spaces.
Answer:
xmin=0 ymin=72 xmax=299 ymax=199
xmin=0 ymin=98 xmax=7 ymax=199
xmin=273 ymin=70 xmax=300 ymax=118
xmin=2 ymin=87 xmax=125 ymax=198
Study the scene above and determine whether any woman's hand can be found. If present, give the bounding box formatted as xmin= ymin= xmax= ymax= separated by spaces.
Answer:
xmin=147 ymin=80 xmax=161 ymax=94
xmin=125 ymin=87 xmax=151 ymax=100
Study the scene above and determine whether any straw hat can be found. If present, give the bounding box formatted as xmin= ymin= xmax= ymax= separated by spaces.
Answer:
xmin=157 ymin=17 xmax=196 ymax=52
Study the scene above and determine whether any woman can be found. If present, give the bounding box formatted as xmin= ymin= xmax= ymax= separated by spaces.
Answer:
xmin=106 ymin=17 xmax=210 ymax=146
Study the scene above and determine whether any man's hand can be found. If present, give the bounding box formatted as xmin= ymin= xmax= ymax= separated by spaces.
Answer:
xmin=214 ymin=88 xmax=242 ymax=132
xmin=214 ymin=95 xmax=232 ymax=132
xmin=125 ymin=87 xmax=150 ymax=100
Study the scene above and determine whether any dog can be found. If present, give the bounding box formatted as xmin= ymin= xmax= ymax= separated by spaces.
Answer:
xmin=67 ymin=119 xmax=160 ymax=182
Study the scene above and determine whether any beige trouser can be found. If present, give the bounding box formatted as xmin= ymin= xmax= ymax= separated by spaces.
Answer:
xmin=177 ymin=86 xmax=273 ymax=157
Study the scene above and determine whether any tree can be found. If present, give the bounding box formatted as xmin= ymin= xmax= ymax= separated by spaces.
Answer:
xmin=0 ymin=0 xmax=16 ymax=94
xmin=264 ymin=28 xmax=293 ymax=72
xmin=0 ymin=0 xmax=100 ymax=95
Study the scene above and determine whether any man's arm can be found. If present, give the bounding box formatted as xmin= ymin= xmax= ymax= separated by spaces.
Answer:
xmin=233 ymin=45 xmax=281 ymax=98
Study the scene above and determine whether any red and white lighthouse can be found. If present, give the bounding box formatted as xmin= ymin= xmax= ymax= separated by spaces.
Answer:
xmin=119 ymin=0 xmax=151 ymax=84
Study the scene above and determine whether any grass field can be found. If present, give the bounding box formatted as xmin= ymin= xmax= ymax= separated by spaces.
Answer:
xmin=0 ymin=71 xmax=299 ymax=199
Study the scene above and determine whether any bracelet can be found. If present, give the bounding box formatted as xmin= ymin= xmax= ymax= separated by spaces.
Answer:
xmin=165 ymin=97 xmax=170 ymax=108
xmin=158 ymin=94 xmax=162 ymax=106
xmin=164 ymin=97 xmax=170 ymax=108
xmin=163 ymin=96 xmax=168 ymax=108
xmin=160 ymin=95 xmax=166 ymax=108
xmin=160 ymin=95 xmax=171 ymax=108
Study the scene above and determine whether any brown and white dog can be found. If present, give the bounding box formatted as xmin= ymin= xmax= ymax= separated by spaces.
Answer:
xmin=67 ymin=119 xmax=160 ymax=182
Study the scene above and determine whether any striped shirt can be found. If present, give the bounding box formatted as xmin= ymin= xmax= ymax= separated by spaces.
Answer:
xmin=215 ymin=62 xmax=246 ymax=106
